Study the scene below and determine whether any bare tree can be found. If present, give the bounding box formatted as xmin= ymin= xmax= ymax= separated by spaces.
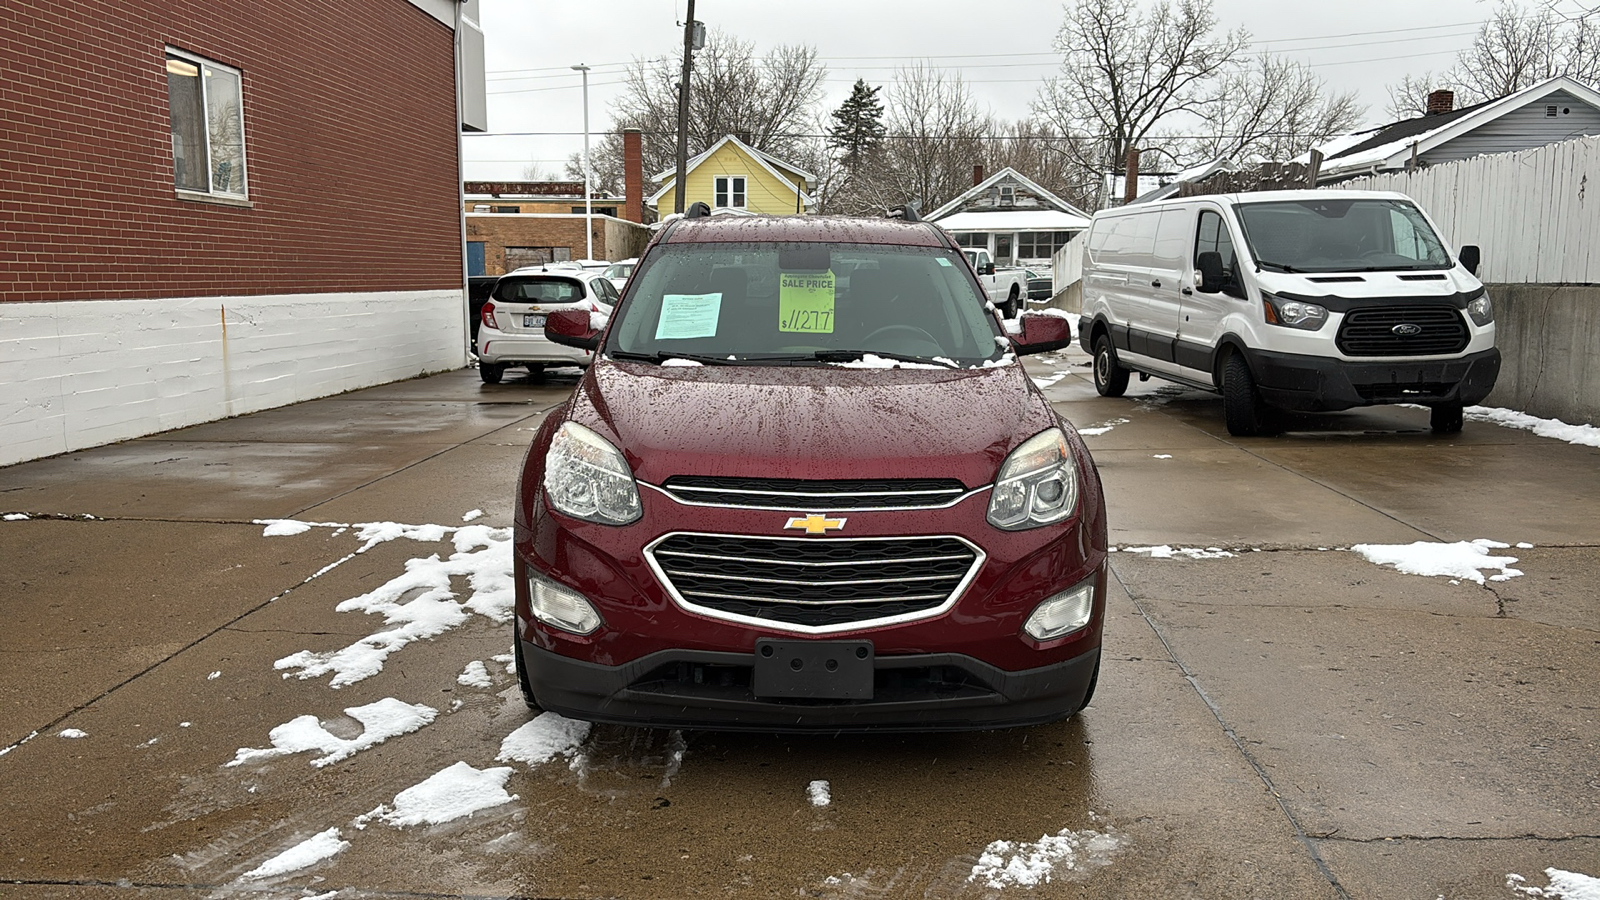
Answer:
xmin=849 ymin=64 xmax=990 ymax=215
xmin=1193 ymin=54 xmax=1364 ymax=162
xmin=1385 ymin=71 xmax=1452 ymax=119
xmin=982 ymin=119 xmax=1099 ymax=210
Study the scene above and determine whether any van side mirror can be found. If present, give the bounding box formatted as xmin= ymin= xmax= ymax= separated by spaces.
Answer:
xmin=1195 ymin=252 xmax=1225 ymax=294
xmin=1459 ymin=245 xmax=1481 ymax=276
xmin=545 ymin=308 xmax=601 ymax=351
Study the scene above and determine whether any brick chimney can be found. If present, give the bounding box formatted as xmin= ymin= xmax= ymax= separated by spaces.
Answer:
xmin=623 ymin=128 xmax=643 ymax=223
xmin=973 ymin=164 xmax=985 ymax=186
xmin=1426 ymin=90 xmax=1455 ymax=116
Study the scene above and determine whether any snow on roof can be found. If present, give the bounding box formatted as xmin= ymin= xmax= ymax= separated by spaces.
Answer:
xmin=934 ymin=209 xmax=1091 ymax=232
xmin=1126 ymin=157 xmax=1233 ymax=205
xmin=926 ymin=167 xmax=1092 ymax=221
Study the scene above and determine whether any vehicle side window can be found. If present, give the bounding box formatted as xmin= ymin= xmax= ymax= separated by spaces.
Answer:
xmin=1194 ymin=210 xmax=1237 ymax=280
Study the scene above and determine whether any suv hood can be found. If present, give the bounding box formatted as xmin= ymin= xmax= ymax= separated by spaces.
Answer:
xmin=567 ymin=360 xmax=1055 ymax=488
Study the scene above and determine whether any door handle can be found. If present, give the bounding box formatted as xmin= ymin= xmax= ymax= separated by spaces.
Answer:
xmin=1181 ymin=287 xmax=1193 ymax=295
xmin=1151 ymin=280 xmax=1162 ymax=288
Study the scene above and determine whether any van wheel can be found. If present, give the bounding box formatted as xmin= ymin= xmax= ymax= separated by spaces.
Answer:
xmin=1093 ymin=335 xmax=1130 ymax=397
xmin=1430 ymin=401 xmax=1464 ymax=434
xmin=513 ymin=635 xmax=539 ymax=711
xmin=1222 ymin=353 xmax=1274 ymax=436
xmin=1002 ymin=288 xmax=1019 ymax=319
xmin=479 ymin=363 xmax=506 ymax=384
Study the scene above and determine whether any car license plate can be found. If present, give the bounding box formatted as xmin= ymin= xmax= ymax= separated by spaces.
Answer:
xmin=524 ymin=313 xmax=547 ymax=328
xmin=752 ymin=639 xmax=874 ymax=699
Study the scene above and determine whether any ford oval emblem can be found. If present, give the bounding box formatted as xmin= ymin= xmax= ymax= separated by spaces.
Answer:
xmin=1392 ymin=323 xmax=1423 ymax=336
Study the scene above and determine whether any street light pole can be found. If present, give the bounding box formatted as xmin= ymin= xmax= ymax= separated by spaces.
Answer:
xmin=572 ymin=63 xmax=593 ymax=261
xmin=673 ymin=0 xmax=695 ymax=214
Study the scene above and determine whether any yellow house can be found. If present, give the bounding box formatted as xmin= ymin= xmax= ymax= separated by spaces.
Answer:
xmin=649 ymin=134 xmax=815 ymax=217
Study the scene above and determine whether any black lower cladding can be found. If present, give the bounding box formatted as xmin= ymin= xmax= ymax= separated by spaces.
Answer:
xmin=1244 ymin=346 xmax=1501 ymax=412
xmin=520 ymin=640 xmax=1100 ymax=731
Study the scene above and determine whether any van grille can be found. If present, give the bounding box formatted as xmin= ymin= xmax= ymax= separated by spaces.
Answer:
xmin=1336 ymin=306 xmax=1469 ymax=357
xmin=647 ymin=533 xmax=981 ymax=629
xmin=660 ymin=476 xmax=968 ymax=510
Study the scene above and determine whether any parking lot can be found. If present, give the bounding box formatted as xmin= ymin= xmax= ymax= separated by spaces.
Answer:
xmin=2 ymin=347 xmax=1596 ymax=899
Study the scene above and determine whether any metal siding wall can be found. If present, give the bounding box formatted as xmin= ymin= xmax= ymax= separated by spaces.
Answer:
xmin=1428 ymin=93 xmax=1600 ymax=163
xmin=1334 ymin=134 xmax=1600 ymax=284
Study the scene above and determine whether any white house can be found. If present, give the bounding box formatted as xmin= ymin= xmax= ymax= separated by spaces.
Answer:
xmin=926 ymin=167 xmax=1091 ymax=268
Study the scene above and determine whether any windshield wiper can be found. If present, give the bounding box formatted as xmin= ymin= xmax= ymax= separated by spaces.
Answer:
xmin=812 ymin=349 xmax=960 ymax=369
xmin=1254 ymin=260 xmax=1300 ymax=273
xmin=608 ymin=349 xmax=736 ymax=366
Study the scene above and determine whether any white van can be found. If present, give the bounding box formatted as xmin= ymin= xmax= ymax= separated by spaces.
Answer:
xmin=1077 ymin=190 xmax=1501 ymax=435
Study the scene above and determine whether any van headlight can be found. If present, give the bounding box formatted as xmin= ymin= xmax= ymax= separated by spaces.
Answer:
xmin=1262 ymin=292 xmax=1328 ymax=331
xmin=987 ymin=428 xmax=1078 ymax=531
xmin=1466 ymin=291 xmax=1494 ymax=325
xmin=543 ymin=422 xmax=642 ymax=525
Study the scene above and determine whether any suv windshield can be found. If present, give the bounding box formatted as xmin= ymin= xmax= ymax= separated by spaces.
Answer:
xmin=1234 ymin=198 xmax=1451 ymax=273
xmin=606 ymin=242 xmax=1004 ymax=365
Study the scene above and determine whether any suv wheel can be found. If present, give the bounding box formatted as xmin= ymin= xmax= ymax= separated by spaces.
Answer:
xmin=1222 ymin=353 xmax=1275 ymax=436
xmin=479 ymin=362 xmax=506 ymax=384
xmin=1430 ymin=401 xmax=1465 ymax=434
xmin=1093 ymin=335 xmax=1130 ymax=397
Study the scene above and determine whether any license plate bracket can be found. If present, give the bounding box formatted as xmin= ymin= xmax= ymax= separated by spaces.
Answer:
xmin=752 ymin=639 xmax=874 ymax=699
xmin=524 ymin=313 xmax=547 ymax=328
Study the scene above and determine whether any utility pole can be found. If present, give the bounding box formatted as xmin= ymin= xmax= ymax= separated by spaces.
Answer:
xmin=672 ymin=0 xmax=696 ymax=214
xmin=572 ymin=63 xmax=592 ymax=261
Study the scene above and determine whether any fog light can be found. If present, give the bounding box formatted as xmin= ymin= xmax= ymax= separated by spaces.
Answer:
xmin=1023 ymin=580 xmax=1095 ymax=641
xmin=528 ymin=571 xmax=602 ymax=635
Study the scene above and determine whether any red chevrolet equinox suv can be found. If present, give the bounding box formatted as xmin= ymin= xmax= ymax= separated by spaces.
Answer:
xmin=512 ymin=212 xmax=1108 ymax=731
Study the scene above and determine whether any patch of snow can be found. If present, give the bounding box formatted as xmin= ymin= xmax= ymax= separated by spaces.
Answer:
xmin=461 ymin=508 xmax=484 ymax=523
xmin=1153 ymin=454 xmax=1173 ymax=459
xmin=491 ymin=652 xmax=515 ymax=673
xmin=457 ymin=661 xmax=493 ymax=688
xmin=260 ymin=520 xmax=314 ymax=537
xmin=497 ymin=712 xmax=591 ymax=767
xmin=1517 ymin=542 xmax=1535 ymax=549
xmin=1031 ymin=373 xmax=1068 ymax=389
xmin=1077 ymin=418 xmax=1130 ymax=437
xmin=660 ymin=358 xmax=704 ymax=367
xmin=227 ymin=698 xmax=437 ymax=768
xmin=241 ymin=827 xmax=349 ymax=880
xmin=58 ymin=728 xmax=88 ymax=739
xmin=807 ymin=780 xmax=831 ymax=807
xmin=180 ymin=721 xmax=191 ymax=728
xmin=1466 ymin=407 xmax=1600 ymax=448
xmin=829 ymin=353 xmax=941 ymax=370
xmin=1001 ymin=317 xmax=1023 ymax=336
xmin=969 ymin=827 xmax=1123 ymax=888
xmin=380 ymin=762 xmax=516 ymax=827
xmin=1123 ymin=545 xmax=1235 ymax=560
xmin=208 ymin=671 xmax=221 ymax=680
xmin=588 ymin=310 xmax=610 ymax=331
xmin=0 ymin=730 xmax=39 ymax=757
xmin=1351 ymin=539 xmax=1523 ymax=584
xmin=3 ymin=513 xmax=28 ymax=521
xmin=1509 ymin=869 xmax=1600 ymax=899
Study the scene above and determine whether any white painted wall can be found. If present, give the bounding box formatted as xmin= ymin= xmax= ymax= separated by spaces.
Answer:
xmin=1 ymin=290 xmax=467 ymax=467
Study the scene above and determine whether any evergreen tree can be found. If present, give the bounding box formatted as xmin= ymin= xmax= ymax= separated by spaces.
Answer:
xmin=827 ymin=79 xmax=886 ymax=170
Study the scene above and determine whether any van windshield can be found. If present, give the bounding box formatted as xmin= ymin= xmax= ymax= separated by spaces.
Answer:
xmin=606 ymin=242 xmax=1004 ymax=366
xmin=1234 ymin=198 xmax=1452 ymax=273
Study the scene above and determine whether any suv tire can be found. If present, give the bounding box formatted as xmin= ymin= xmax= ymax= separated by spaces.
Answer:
xmin=1430 ymin=401 xmax=1465 ymax=434
xmin=479 ymin=362 xmax=506 ymax=384
xmin=1093 ymin=335 xmax=1130 ymax=397
xmin=1223 ymin=353 xmax=1274 ymax=436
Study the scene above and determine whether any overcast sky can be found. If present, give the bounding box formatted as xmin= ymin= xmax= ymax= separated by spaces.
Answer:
xmin=463 ymin=0 xmax=1538 ymax=181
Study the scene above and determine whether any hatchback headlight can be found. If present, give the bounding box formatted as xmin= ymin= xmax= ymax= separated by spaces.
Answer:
xmin=1466 ymin=290 xmax=1493 ymax=326
xmin=543 ymin=422 xmax=642 ymax=525
xmin=987 ymin=428 xmax=1078 ymax=531
xmin=527 ymin=569 xmax=602 ymax=635
xmin=1262 ymin=292 xmax=1328 ymax=331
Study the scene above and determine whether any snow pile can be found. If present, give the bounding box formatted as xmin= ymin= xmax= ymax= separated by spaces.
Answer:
xmin=1351 ymin=539 xmax=1523 ymax=584
xmin=457 ymin=661 xmax=493 ymax=688
xmin=260 ymin=520 xmax=314 ymax=537
xmin=3 ymin=513 xmax=28 ymax=521
xmin=227 ymin=698 xmax=437 ymax=768
xmin=379 ymin=762 xmax=516 ymax=827
xmin=241 ymin=828 xmax=348 ymax=880
xmin=1508 ymin=869 xmax=1600 ymax=899
xmin=1077 ymin=418 xmax=1130 ymax=437
xmin=58 ymin=728 xmax=87 ymax=739
xmin=968 ymin=828 xmax=1123 ymax=888
xmin=461 ymin=508 xmax=484 ymax=523
xmin=1153 ymin=454 xmax=1172 ymax=459
xmin=660 ymin=358 xmax=704 ymax=367
xmin=274 ymin=524 xmax=514 ymax=687
xmin=1467 ymin=407 xmax=1600 ymax=449
xmin=807 ymin=780 xmax=831 ymax=807
xmin=497 ymin=712 xmax=592 ymax=767
xmin=830 ymin=354 xmax=942 ymax=370
xmin=1122 ymin=545 xmax=1235 ymax=560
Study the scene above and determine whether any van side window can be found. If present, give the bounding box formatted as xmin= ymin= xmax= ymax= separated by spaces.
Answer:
xmin=1194 ymin=210 xmax=1236 ymax=280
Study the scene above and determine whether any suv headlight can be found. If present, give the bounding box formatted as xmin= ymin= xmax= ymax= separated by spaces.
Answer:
xmin=987 ymin=427 xmax=1078 ymax=531
xmin=543 ymin=422 xmax=642 ymax=525
xmin=1466 ymin=290 xmax=1493 ymax=326
xmin=1262 ymin=292 xmax=1328 ymax=331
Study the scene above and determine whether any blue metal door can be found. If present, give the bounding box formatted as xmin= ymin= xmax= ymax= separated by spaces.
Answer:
xmin=467 ymin=241 xmax=486 ymax=276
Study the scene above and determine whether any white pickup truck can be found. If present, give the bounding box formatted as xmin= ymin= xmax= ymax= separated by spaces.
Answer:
xmin=962 ymin=248 xmax=1030 ymax=318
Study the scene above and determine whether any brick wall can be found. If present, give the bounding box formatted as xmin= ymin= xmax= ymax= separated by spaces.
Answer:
xmin=466 ymin=215 xmax=651 ymax=275
xmin=0 ymin=0 xmax=463 ymax=303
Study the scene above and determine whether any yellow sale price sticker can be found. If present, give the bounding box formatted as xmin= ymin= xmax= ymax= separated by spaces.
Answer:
xmin=778 ymin=271 xmax=835 ymax=334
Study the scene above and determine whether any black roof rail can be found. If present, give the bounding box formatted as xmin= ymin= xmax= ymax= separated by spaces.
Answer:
xmin=685 ymin=201 xmax=711 ymax=219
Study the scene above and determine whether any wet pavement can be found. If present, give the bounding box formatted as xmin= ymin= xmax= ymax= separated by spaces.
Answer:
xmin=2 ymin=350 xmax=1597 ymax=899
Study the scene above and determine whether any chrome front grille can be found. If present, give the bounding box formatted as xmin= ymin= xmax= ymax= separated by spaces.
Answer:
xmin=658 ymin=476 xmax=969 ymax=510
xmin=646 ymin=533 xmax=982 ymax=631
xmin=1336 ymin=306 xmax=1469 ymax=357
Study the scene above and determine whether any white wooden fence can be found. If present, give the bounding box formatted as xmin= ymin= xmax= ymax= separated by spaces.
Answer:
xmin=1335 ymin=134 xmax=1600 ymax=285
xmin=1049 ymin=231 xmax=1089 ymax=311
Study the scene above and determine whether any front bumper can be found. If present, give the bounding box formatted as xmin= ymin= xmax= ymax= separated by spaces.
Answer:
xmin=520 ymin=638 xmax=1100 ymax=732
xmin=1246 ymin=346 xmax=1501 ymax=412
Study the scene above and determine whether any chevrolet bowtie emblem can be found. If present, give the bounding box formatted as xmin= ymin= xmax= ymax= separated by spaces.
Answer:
xmin=784 ymin=514 xmax=846 ymax=535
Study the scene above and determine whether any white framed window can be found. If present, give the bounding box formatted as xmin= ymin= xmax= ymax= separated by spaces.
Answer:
xmin=999 ymin=184 xmax=1015 ymax=206
xmin=714 ymin=176 xmax=746 ymax=209
xmin=165 ymin=48 xmax=248 ymax=200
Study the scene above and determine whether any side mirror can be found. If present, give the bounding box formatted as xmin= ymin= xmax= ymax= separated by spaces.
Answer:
xmin=1195 ymin=252 xmax=1224 ymax=294
xmin=1459 ymin=245 xmax=1481 ymax=276
xmin=545 ymin=308 xmax=601 ymax=351
xmin=979 ymin=262 xmax=996 ymax=276
xmin=1011 ymin=312 xmax=1072 ymax=355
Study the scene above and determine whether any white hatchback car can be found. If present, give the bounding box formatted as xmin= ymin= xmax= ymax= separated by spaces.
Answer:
xmin=601 ymin=257 xmax=637 ymax=292
xmin=476 ymin=268 xmax=619 ymax=383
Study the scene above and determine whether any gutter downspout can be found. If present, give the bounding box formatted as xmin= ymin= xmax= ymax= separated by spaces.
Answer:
xmin=454 ymin=0 xmax=471 ymax=366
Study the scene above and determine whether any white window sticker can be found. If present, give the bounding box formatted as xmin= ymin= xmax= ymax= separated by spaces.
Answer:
xmin=936 ymin=257 xmax=953 ymax=267
xmin=655 ymin=293 xmax=722 ymax=340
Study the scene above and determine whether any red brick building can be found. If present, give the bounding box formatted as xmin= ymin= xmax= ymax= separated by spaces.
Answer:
xmin=0 ymin=0 xmax=485 ymax=465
